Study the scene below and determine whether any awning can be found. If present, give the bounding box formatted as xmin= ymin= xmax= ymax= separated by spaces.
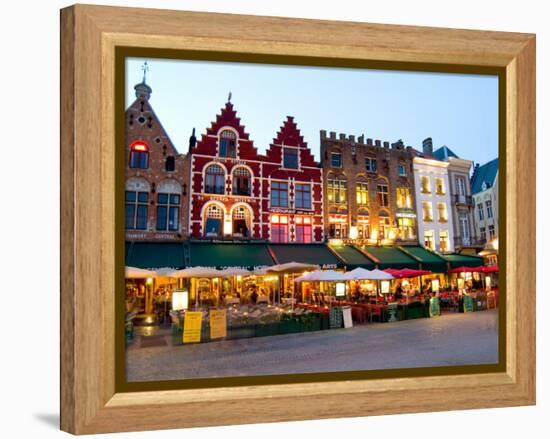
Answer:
xmin=359 ymin=246 xmax=419 ymax=269
xmin=329 ymin=245 xmax=375 ymax=269
xmin=125 ymin=242 xmax=187 ymax=269
xmin=441 ymin=253 xmax=485 ymax=269
xmin=399 ymin=245 xmax=447 ymax=272
xmin=268 ymin=244 xmax=344 ymax=268
xmin=188 ymin=242 xmax=274 ymax=269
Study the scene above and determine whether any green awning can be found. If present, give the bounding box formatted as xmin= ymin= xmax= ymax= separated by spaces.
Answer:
xmin=329 ymin=245 xmax=375 ymax=269
xmin=189 ymin=242 xmax=274 ymax=269
xmin=269 ymin=244 xmax=344 ymax=268
xmin=125 ymin=241 xmax=187 ymax=269
xmin=441 ymin=253 xmax=485 ymax=269
xmin=400 ymin=246 xmax=447 ymax=272
xmin=360 ymin=246 xmax=419 ymax=269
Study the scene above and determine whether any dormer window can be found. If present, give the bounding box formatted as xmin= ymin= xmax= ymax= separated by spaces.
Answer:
xmin=283 ymin=147 xmax=299 ymax=169
xmin=219 ymin=129 xmax=237 ymax=158
xmin=129 ymin=140 xmax=149 ymax=169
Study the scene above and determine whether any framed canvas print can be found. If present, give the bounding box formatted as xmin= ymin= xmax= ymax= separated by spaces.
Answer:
xmin=60 ymin=4 xmax=536 ymax=435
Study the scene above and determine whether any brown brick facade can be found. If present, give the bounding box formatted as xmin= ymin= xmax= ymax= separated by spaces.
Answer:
xmin=320 ymin=131 xmax=418 ymax=244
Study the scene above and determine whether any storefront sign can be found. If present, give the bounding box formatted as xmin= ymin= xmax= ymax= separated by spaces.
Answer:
xmin=387 ymin=303 xmax=398 ymax=322
xmin=431 ymin=279 xmax=439 ymax=293
xmin=335 ymin=282 xmax=346 ymax=297
xmin=172 ymin=289 xmax=189 ymax=311
xmin=396 ymin=212 xmax=417 ymax=218
xmin=209 ymin=309 xmax=227 ymax=339
xmin=457 ymin=278 xmax=465 ymax=290
xmin=429 ymin=297 xmax=440 ymax=317
xmin=381 ymin=280 xmax=390 ymax=294
xmin=183 ymin=311 xmax=203 ymax=343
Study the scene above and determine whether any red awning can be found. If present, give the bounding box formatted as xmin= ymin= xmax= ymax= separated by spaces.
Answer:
xmin=481 ymin=265 xmax=499 ymax=273
xmin=448 ymin=266 xmax=485 ymax=273
xmin=384 ymin=268 xmax=432 ymax=278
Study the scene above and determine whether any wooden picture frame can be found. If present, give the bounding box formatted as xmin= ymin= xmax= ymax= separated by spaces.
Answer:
xmin=60 ymin=4 xmax=535 ymax=434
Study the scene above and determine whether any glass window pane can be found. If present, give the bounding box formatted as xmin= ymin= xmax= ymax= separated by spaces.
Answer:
xmin=125 ymin=205 xmax=135 ymax=229
xmin=158 ymin=193 xmax=169 ymax=204
xmin=137 ymin=192 xmax=148 ymax=203
xmin=125 ymin=191 xmax=136 ymax=202
xmin=136 ymin=205 xmax=148 ymax=230
xmin=169 ymin=207 xmax=179 ymax=231
xmin=170 ymin=194 xmax=180 ymax=204
xmin=156 ymin=206 xmax=167 ymax=230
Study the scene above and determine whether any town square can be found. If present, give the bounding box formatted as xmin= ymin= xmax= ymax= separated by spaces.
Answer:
xmin=124 ymin=59 xmax=500 ymax=382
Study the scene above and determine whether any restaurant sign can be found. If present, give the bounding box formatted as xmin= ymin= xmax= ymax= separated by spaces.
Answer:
xmin=209 ymin=309 xmax=227 ymax=339
xmin=183 ymin=311 xmax=203 ymax=343
xmin=429 ymin=297 xmax=440 ymax=317
xmin=463 ymin=295 xmax=474 ymax=313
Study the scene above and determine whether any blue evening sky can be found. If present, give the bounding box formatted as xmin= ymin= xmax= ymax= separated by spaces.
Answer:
xmin=126 ymin=58 xmax=498 ymax=166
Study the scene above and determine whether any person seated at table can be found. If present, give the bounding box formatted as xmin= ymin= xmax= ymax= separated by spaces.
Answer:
xmin=250 ymin=287 xmax=258 ymax=305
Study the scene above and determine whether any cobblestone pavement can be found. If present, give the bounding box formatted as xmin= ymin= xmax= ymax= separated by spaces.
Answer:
xmin=126 ymin=309 xmax=498 ymax=382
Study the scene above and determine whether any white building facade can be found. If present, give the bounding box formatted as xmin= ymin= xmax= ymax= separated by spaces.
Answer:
xmin=413 ymin=157 xmax=455 ymax=253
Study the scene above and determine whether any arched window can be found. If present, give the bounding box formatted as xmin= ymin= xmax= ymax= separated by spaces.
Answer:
xmin=219 ymin=129 xmax=237 ymax=158
xmin=165 ymin=156 xmax=175 ymax=172
xmin=204 ymin=204 xmax=224 ymax=238
xmin=129 ymin=140 xmax=149 ymax=169
xmin=232 ymin=167 xmax=252 ymax=196
xmin=205 ymin=164 xmax=225 ymax=194
xmin=232 ymin=205 xmax=252 ymax=238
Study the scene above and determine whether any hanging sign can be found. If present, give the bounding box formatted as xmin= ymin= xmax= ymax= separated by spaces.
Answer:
xmin=183 ymin=311 xmax=203 ymax=343
xmin=210 ymin=309 xmax=227 ymax=339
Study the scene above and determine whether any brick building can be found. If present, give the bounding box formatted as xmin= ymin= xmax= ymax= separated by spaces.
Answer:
xmin=320 ymin=131 xmax=418 ymax=244
xmin=124 ymin=75 xmax=190 ymax=242
xmin=186 ymin=98 xmax=323 ymax=242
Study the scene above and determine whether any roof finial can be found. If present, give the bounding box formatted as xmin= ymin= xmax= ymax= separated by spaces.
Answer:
xmin=228 ymin=91 xmax=232 ymax=102
xmin=141 ymin=61 xmax=149 ymax=84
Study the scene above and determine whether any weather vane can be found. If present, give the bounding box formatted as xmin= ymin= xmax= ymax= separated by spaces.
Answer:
xmin=141 ymin=61 xmax=149 ymax=83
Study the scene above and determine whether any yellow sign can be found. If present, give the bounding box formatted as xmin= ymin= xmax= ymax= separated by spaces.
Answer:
xmin=183 ymin=311 xmax=203 ymax=343
xmin=210 ymin=309 xmax=227 ymax=339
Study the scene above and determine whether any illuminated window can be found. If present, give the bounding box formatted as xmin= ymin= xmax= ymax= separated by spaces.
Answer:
xmin=328 ymin=220 xmax=348 ymax=239
xmin=396 ymin=187 xmax=412 ymax=209
xmin=205 ymin=164 xmax=225 ymax=194
xmin=422 ymin=202 xmax=433 ymax=222
xmin=424 ymin=230 xmax=435 ymax=250
xmin=480 ymin=227 xmax=486 ymax=242
xmin=125 ymin=191 xmax=148 ymax=230
xmin=295 ymin=183 xmax=311 ymax=209
xmin=421 ymin=176 xmax=431 ymax=194
xmin=295 ymin=216 xmax=312 ymax=243
xmin=232 ymin=167 xmax=251 ymax=196
xmin=356 ymin=182 xmax=369 ymax=205
xmin=271 ymin=181 xmax=288 ymax=207
xmin=156 ymin=193 xmax=180 ymax=231
xmin=129 ymin=141 xmax=149 ymax=169
xmin=437 ymin=202 xmax=448 ymax=222
xmin=377 ymin=184 xmax=389 ymax=207
xmin=439 ymin=230 xmax=449 ymax=252
xmin=204 ymin=204 xmax=223 ymax=237
xmin=232 ymin=206 xmax=251 ymax=237
xmin=219 ymin=129 xmax=237 ymax=158
xmin=283 ymin=148 xmax=299 ymax=169
xmin=378 ymin=212 xmax=391 ymax=239
xmin=328 ymin=178 xmax=347 ymax=204
xmin=271 ymin=215 xmax=288 ymax=243
xmin=357 ymin=214 xmax=370 ymax=239
xmin=397 ymin=217 xmax=415 ymax=240
xmin=435 ymin=178 xmax=445 ymax=195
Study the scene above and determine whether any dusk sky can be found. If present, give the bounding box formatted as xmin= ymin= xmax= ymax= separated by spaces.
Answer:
xmin=126 ymin=58 xmax=498 ymax=167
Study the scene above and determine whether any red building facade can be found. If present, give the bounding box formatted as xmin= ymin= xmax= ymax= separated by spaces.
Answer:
xmin=187 ymin=99 xmax=323 ymax=242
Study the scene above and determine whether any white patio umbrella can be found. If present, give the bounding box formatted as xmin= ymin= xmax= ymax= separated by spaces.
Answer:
xmin=154 ymin=267 xmax=178 ymax=278
xmin=344 ymin=267 xmax=394 ymax=281
xmin=125 ymin=266 xmax=156 ymax=279
xmin=267 ymin=261 xmax=320 ymax=273
xmin=172 ymin=266 xmax=222 ymax=278
xmin=306 ymin=270 xmax=347 ymax=282
xmin=221 ymin=267 xmax=253 ymax=277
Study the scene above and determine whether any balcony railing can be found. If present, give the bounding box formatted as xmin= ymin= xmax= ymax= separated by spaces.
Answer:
xmin=453 ymin=194 xmax=473 ymax=205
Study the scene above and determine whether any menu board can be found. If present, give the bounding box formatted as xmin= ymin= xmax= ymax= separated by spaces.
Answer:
xmin=183 ymin=311 xmax=203 ymax=343
xmin=342 ymin=306 xmax=353 ymax=328
xmin=487 ymin=292 xmax=497 ymax=309
xmin=209 ymin=309 xmax=227 ymax=339
xmin=429 ymin=297 xmax=440 ymax=317
xmin=463 ymin=295 xmax=474 ymax=313
xmin=329 ymin=307 xmax=343 ymax=329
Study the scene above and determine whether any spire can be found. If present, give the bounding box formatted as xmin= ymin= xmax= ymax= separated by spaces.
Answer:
xmin=228 ymin=91 xmax=232 ymax=102
xmin=134 ymin=61 xmax=152 ymax=100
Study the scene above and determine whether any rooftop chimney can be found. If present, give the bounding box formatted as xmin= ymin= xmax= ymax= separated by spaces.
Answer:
xmin=188 ymin=127 xmax=197 ymax=151
xmin=422 ymin=137 xmax=433 ymax=156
